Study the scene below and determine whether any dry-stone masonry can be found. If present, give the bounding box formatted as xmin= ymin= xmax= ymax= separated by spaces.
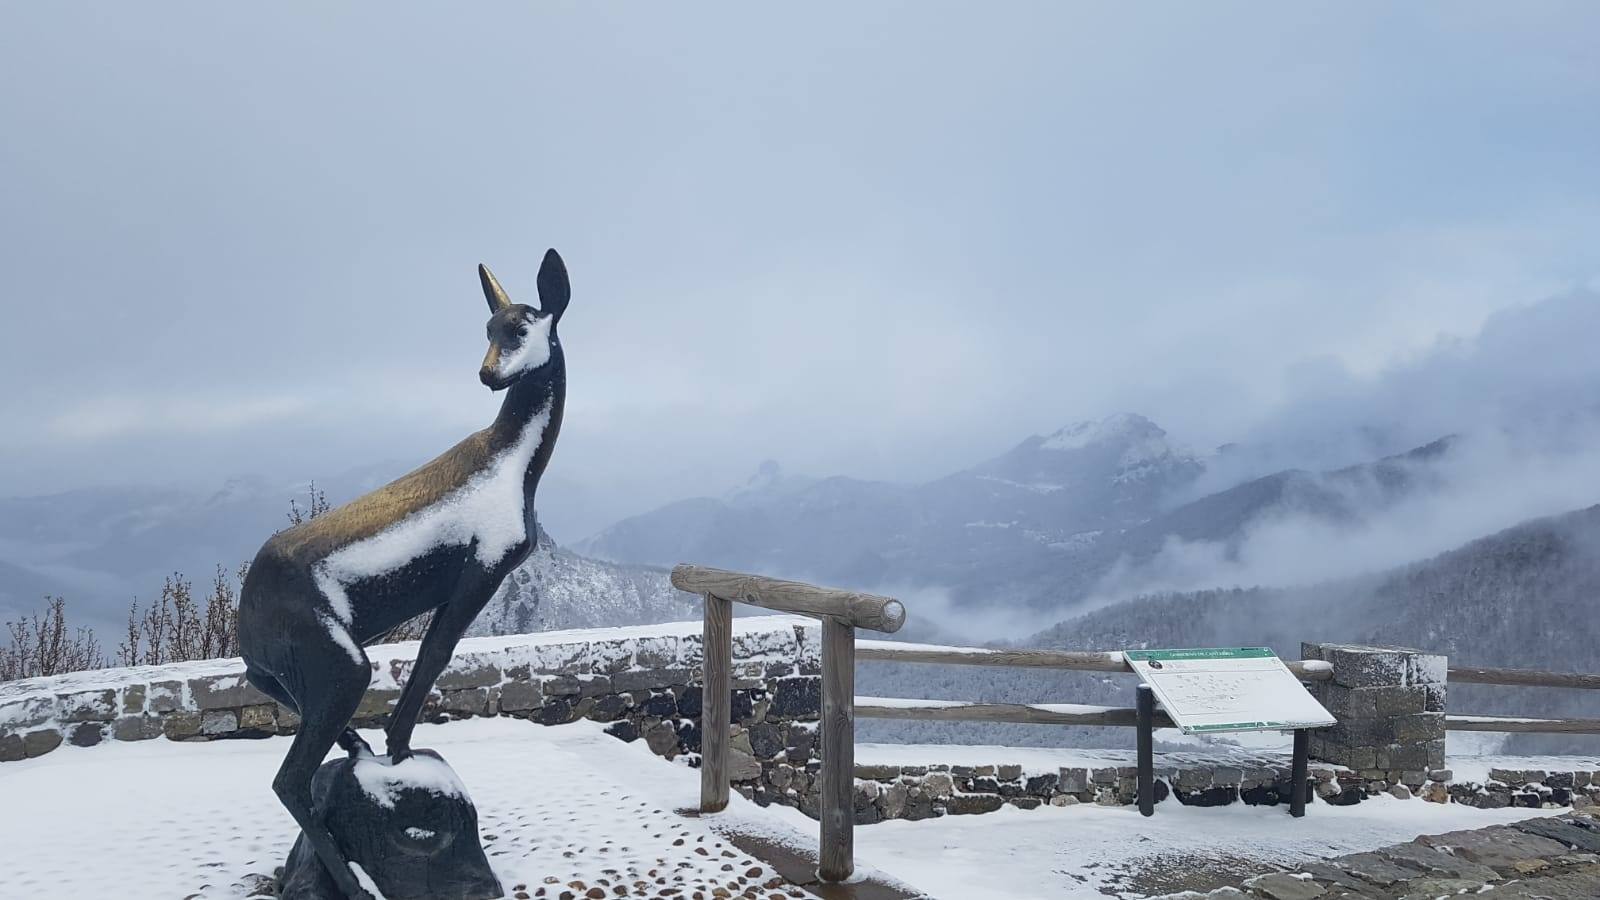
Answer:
xmin=0 ymin=617 xmax=822 ymax=768
xmin=8 ymin=624 xmax=1600 ymax=824
xmin=1301 ymin=642 xmax=1446 ymax=788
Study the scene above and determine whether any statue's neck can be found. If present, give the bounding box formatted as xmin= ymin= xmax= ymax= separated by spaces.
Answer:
xmin=488 ymin=345 xmax=565 ymax=484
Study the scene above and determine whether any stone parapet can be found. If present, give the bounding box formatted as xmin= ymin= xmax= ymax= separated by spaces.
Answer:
xmin=1302 ymin=642 xmax=1447 ymax=780
xmin=0 ymin=616 xmax=820 ymax=763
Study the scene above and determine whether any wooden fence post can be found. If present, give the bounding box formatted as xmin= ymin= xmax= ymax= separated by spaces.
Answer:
xmin=701 ymin=592 xmax=732 ymax=813
xmin=819 ymin=617 xmax=856 ymax=883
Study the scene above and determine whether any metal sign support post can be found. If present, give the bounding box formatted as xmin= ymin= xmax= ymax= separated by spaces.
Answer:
xmin=1290 ymin=729 xmax=1309 ymax=818
xmin=1134 ymin=681 xmax=1314 ymax=818
xmin=1136 ymin=684 xmax=1155 ymax=817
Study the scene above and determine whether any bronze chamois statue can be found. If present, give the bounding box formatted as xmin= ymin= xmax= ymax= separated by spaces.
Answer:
xmin=238 ymin=249 xmax=569 ymax=899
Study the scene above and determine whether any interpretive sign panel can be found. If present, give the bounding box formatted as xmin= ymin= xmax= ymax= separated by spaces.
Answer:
xmin=1124 ymin=647 xmax=1336 ymax=734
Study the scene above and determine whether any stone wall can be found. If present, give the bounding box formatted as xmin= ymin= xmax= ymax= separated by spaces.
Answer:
xmin=0 ymin=617 xmax=821 ymax=764
xmin=7 ymin=625 xmax=1597 ymax=821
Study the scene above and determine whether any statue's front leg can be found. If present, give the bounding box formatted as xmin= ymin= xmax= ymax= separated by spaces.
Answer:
xmin=385 ymin=582 xmax=495 ymax=760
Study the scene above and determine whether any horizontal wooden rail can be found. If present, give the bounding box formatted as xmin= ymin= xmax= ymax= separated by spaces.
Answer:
xmin=1446 ymin=714 xmax=1600 ymax=735
xmin=856 ymin=640 xmax=1333 ymax=681
xmin=1448 ymin=665 xmax=1600 ymax=691
xmin=855 ymin=696 xmax=1178 ymax=729
xmin=671 ymin=565 xmax=906 ymax=633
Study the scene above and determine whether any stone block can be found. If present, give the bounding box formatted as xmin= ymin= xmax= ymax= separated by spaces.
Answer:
xmin=435 ymin=659 xmax=501 ymax=690
xmin=728 ymin=747 xmax=761 ymax=782
xmin=0 ymin=696 xmax=54 ymax=729
xmin=583 ymin=693 xmax=630 ymax=723
xmin=190 ymin=675 xmax=270 ymax=710
xmin=68 ymin=722 xmax=105 ymax=747
xmin=147 ymin=680 xmax=185 ymax=713
xmin=1026 ymin=772 xmax=1059 ymax=795
xmin=1340 ymin=685 xmax=1430 ymax=719
xmin=1213 ymin=766 xmax=1244 ymax=785
xmin=497 ymin=680 xmax=542 ymax=712
xmin=854 ymin=764 xmax=902 ymax=781
xmin=23 ymin=728 xmax=63 ymax=757
xmin=355 ymin=688 xmax=402 ymax=720
xmin=240 ymin=704 xmax=277 ymax=732
xmin=643 ymin=721 xmax=678 ymax=757
xmin=536 ymin=697 xmax=574 ymax=726
xmin=122 ymin=683 xmax=146 ymax=714
xmin=576 ymin=675 xmax=613 ymax=699
xmin=1423 ymin=683 xmax=1447 ymax=712
xmin=1393 ymin=713 xmax=1445 ymax=743
xmin=543 ymin=675 xmax=582 ymax=697
xmin=997 ymin=764 xmax=1022 ymax=781
xmin=1322 ymin=645 xmax=1414 ymax=688
xmin=58 ymin=688 xmax=117 ymax=723
xmin=946 ymin=794 xmax=1003 ymax=815
xmin=922 ymin=772 xmax=955 ymax=798
xmin=113 ymin=714 xmax=165 ymax=742
xmin=1059 ymin=767 xmax=1089 ymax=793
xmin=201 ymin=709 xmax=239 ymax=735
xmin=162 ymin=710 xmax=203 ymax=740
xmin=768 ymin=677 xmax=820 ymax=720
xmin=276 ymin=704 xmax=301 ymax=732
xmin=612 ymin=668 xmax=693 ymax=693
xmin=0 ymin=732 xmax=23 ymax=761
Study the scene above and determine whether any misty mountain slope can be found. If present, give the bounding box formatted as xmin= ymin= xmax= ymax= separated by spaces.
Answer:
xmin=858 ymin=503 xmax=1600 ymax=753
xmin=579 ymin=413 xmax=1204 ymax=599
xmin=579 ymin=413 xmax=1473 ymax=618
xmin=470 ymin=526 xmax=696 ymax=635
xmin=0 ymin=475 xmax=698 ymax=638
xmin=1035 ymin=436 xmax=1458 ymax=599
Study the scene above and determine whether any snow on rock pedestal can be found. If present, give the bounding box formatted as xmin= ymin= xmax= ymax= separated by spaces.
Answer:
xmin=281 ymin=749 xmax=501 ymax=900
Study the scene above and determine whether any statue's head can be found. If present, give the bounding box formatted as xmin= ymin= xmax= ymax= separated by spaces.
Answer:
xmin=477 ymin=248 xmax=570 ymax=391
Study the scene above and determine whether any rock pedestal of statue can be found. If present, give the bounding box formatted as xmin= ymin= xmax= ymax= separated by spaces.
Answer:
xmin=279 ymin=749 xmax=502 ymax=900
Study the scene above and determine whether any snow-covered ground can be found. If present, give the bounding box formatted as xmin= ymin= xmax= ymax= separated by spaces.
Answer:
xmin=0 ymin=718 xmax=1566 ymax=899
xmin=0 ymin=717 xmax=828 ymax=899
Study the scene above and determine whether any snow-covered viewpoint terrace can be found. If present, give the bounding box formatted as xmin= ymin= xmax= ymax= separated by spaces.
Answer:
xmin=0 ymin=617 xmax=1577 ymax=898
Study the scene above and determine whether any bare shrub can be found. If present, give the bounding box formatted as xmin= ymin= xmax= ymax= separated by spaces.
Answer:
xmin=0 ymin=597 xmax=106 ymax=681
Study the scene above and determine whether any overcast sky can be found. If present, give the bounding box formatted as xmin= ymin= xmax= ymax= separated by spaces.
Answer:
xmin=2 ymin=3 xmax=1597 ymax=540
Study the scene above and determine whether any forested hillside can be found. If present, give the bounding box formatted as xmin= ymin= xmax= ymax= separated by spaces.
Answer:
xmin=858 ymin=503 xmax=1600 ymax=754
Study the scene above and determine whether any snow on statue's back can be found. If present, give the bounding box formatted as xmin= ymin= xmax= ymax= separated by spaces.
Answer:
xmin=236 ymin=249 xmax=571 ymax=900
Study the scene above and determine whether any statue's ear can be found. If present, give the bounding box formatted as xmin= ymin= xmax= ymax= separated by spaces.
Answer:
xmin=479 ymin=264 xmax=512 ymax=313
xmin=537 ymin=249 xmax=570 ymax=322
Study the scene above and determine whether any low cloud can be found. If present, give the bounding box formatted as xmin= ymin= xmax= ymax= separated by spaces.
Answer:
xmin=1088 ymin=421 xmax=1600 ymax=607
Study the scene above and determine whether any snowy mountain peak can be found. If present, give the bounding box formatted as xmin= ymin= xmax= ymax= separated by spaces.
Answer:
xmin=1040 ymin=413 xmax=1163 ymax=452
xmin=724 ymin=459 xmax=815 ymax=506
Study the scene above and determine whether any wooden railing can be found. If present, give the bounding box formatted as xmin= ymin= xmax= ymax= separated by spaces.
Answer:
xmin=673 ymin=565 xmax=1335 ymax=878
xmin=858 ymin=639 xmax=1334 ymax=681
xmin=671 ymin=565 xmax=905 ymax=884
xmin=1446 ymin=664 xmax=1600 ymax=734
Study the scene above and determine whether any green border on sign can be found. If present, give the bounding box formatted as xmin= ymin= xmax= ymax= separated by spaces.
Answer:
xmin=1124 ymin=647 xmax=1275 ymax=662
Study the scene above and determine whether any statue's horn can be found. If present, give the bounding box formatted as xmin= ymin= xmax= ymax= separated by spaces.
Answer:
xmin=478 ymin=264 xmax=512 ymax=313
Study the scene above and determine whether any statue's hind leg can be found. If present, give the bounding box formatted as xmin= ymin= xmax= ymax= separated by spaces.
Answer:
xmin=248 ymin=663 xmax=372 ymax=758
xmin=267 ymin=619 xmax=377 ymax=900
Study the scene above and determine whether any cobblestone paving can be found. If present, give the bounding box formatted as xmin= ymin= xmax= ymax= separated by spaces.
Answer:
xmin=1159 ymin=808 xmax=1600 ymax=899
